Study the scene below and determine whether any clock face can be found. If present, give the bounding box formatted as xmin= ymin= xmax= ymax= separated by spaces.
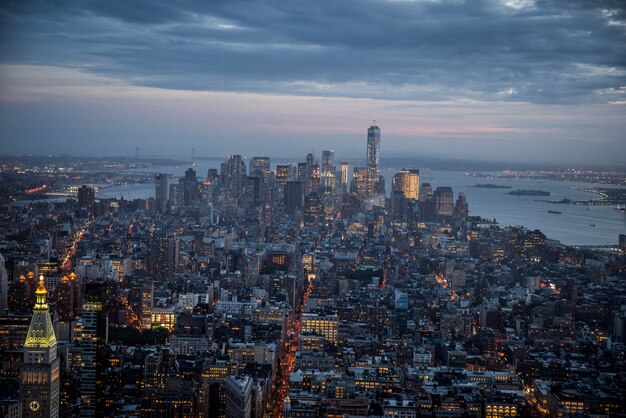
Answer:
xmin=29 ymin=400 xmax=41 ymax=412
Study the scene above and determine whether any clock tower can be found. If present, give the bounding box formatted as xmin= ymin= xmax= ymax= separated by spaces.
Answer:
xmin=20 ymin=276 xmax=60 ymax=418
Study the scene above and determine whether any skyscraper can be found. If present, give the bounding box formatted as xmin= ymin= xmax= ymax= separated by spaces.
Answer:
xmin=284 ymin=181 xmax=304 ymax=215
xmin=340 ymin=161 xmax=349 ymax=189
xmin=77 ymin=185 xmax=95 ymax=212
xmin=366 ymin=123 xmax=381 ymax=196
xmin=392 ymin=169 xmax=420 ymax=200
xmin=75 ymin=302 xmax=103 ymax=417
xmin=155 ymin=173 xmax=168 ymax=212
xmin=321 ymin=150 xmax=335 ymax=193
xmin=0 ymin=252 xmax=7 ymax=312
xmin=20 ymin=276 xmax=60 ymax=418
xmin=434 ymin=187 xmax=454 ymax=217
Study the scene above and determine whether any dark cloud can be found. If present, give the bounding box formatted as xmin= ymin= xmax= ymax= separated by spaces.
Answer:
xmin=1 ymin=0 xmax=625 ymax=103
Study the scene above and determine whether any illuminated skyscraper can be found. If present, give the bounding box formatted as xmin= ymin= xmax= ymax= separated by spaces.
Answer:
xmin=392 ymin=169 xmax=420 ymax=200
xmin=20 ymin=276 xmax=60 ymax=418
xmin=321 ymin=150 xmax=335 ymax=192
xmin=340 ymin=162 xmax=349 ymax=189
xmin=75 ymin=302 xmax=103 ymax=417
xmin=351 ymin=167 xmax=369 ymax=201
xmin=275 ymin=165 xmax=290 ymax=186
xmin=366 ymin=124 xmax=381 ymax=196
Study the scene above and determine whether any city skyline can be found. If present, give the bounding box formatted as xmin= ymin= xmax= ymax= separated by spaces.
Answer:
xmin=1 ymin=1 xmax=625 ymax=164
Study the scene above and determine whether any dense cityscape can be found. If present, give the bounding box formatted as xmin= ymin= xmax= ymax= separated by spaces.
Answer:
xmin=0 ymin=124 xmax=624 ymax=418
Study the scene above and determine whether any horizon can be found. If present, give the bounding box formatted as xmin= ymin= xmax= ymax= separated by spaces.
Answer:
xmin=1 ymin=1 xmax=626 ymax=165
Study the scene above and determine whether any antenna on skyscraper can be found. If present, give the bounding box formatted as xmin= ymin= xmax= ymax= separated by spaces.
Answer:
xmin=135 ymin=147 xmax=139 ymax=160
xmin=192 ymin=148 xmax=196 ymax=167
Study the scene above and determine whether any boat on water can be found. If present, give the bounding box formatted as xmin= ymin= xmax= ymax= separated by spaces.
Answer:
xmin=589 ymin=224 xmax=596 ymax=227
xmin=547 ymin=210 xmax=562 ymax=215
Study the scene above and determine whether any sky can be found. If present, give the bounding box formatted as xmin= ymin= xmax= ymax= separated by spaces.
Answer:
xmin=0 ymin=0 xmax=625 ymax=166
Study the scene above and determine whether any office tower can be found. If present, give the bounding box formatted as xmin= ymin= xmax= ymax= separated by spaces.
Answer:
xmin=75 ymin=302 xmax=103 ymax=417
xmin=297 ymin=162 xmax=308 ymax=185
xmin=284 ymin=181 xmax=304 ymax=215
xmin=69 ymin=272 xmax=81 ymax=317
xmin=392 ymin=169 xmax=420 ymax=200
xmin=305 ymin=152 xmax=314 ymax=193
xmin=20 ymin=276 xmax=60 ymax=418
xmin=249 ymin=157 xmax=270 ymax=179
xmin=419 ymin=182 xmax=433 ymax=202
xmin=310 ymin=163 xmax=321 ymax=193
xmin=304 ymin=192 xmax=324 ymax=225
xmin=225 ymin=375 xmax=253 ymax=418
xmin=55 ymin=275 xmax=74 ymax=321
xmin=168 ymin=183 xmax=180 ymax=206
xmin=321 ymin=150 xmax=335 ymax=192
xmin=455 ymin=192 xmax=469 ymax=219
xmin=148 ymin=234 xmax=179 ymax=279
xmin=221 ymin=155 xmax=247 ymax=199
xmin=434 ymin=186 xmax=454 ymax=217
xmin=180 ymin=167 xmax=199 ymax=206
xmin=276 ymin=165 xmax=290 ymax=186
xmin=250 ymin=157 xmax=270 ymax=201
xmin=366 ymin=124 xmax=381 ymax=196
xmin=155 ymin=173 xmax=168 ymax=212
xmin=0 ymin=252 xmax=7 ymax=312
xmin=351 ymin=167 xmax=369 ymax=201
xmin=141 ymin=283 xmax=154 ymax=329
xmin=77 ymin=185 xmax=95 ymax=211
xmin=340 ymin=162 xmax=349 ymax=189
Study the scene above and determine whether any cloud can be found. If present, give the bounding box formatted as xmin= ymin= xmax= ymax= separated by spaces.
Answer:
xmin=1 ymin=0 xmax=625 ymax=104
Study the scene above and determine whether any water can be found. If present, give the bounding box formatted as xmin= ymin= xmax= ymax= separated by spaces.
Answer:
xmin=96 ymin=161 xmax=626 ymax=246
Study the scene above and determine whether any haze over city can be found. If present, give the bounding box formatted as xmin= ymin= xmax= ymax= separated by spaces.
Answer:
xmin=1 ymin=0 xmax=625 ymax=165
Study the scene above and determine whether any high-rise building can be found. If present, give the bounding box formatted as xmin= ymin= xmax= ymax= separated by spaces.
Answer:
xmin=284 ymin=181 xmax=304 ymax=215
xmin=221 ymin=155 xmax=247 ymax=200
xmin=275 ymin=165 xmax=290 ymax=186
xmin=75 ymin=302 xmax=103 ymax=417
xmin=0 ymin=252 xmax=7 ymax=312
xmin=305 ymin=153 xmax=315 ymax=193
xmin=419 ymin=182 xmax=433 ymax=202
xmin=54 ymin=275 xmax=74 ymax=321
xmin=340 ymin=162 xmax=349 ymax=189
xmin=180 ymin=167 xmax=199 ymax=206
xmin=155 ymin=173 xmax=168 ymax=212
xmin=366 ymin=124 xmax=381 ymax=196
xmin=321 ymin=150 xmax=335 ymax=192
xmin=249 ymin=157 xmax=270 ymax=180
xmin=20 ymin=276 xmax=60 ymax=418
xmin=434 ymin=187 xmax=454 ymax=217
xmin=141 ymin=283 xmax=154 ymax=329
xmin=250 ymin=157 xmax=270 ymax=202
xmin=455 ymin=192 xmax=469 ymax=219
xmin=77 ymin=185 xmax=95 ymax=212
xmin=148 ymin=234 xmax=179 ymax=279
xmin=392 ymin=169 xmax=420 ymax=200
xmin=350 ymin=167 xmax=369 ymax=201
xmin=304 ymin=192 xmax=324 ymax=225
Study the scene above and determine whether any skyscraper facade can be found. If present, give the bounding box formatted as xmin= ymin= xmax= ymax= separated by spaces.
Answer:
xmin=20 ymin=277 xmax=60 ymax=418
xmin=366 ymin=124 xmax=381 ymax=196
xmin=155 ymin=173 xmax=168 ymax=212
xmin=392 ymin=169 xmax=420 ymax=200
